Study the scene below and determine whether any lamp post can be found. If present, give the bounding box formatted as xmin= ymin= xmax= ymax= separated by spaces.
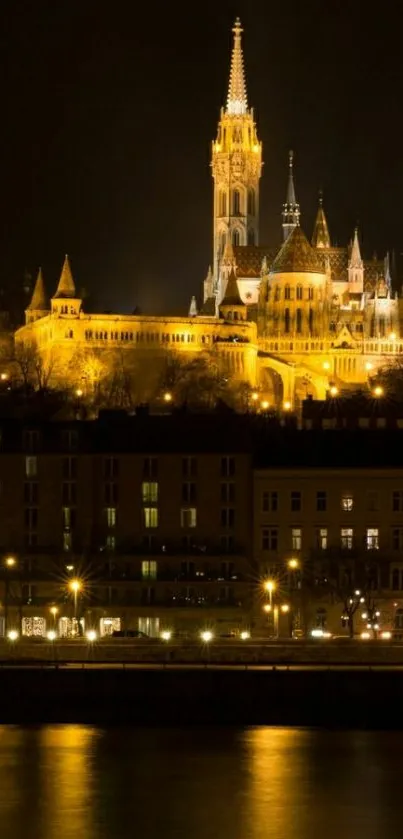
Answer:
xmin=4 ymin=557 xmax=17 ymax=637
xmin=68 ymin=578 xmax=82 ymax=635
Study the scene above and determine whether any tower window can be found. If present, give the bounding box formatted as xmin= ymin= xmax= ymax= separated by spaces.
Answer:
xmin=296 ymin=285 xmax=303 ymax=300
xmin=309 ymin=309 xmax=314 ymax=334
xmin=247 ymin=229 xmax=255 ymax=246
xmin=247 ymin=189 xmax=255 ymax=215
xmin=296 ymin=309 xmax=302 ymax=333
xmin=219 ymin=191 xmax=227 ymax=216
xmin=284 ymin=308 xmax=290 ymax=334
xmin=220 ymin=232 xmax=226 ymax=254
xmin=232 ymin=190 xmax=241 ymax=215
xmin=284 ymin=285 xmax=291 ymax=300
xmin=232 ymin=229 xmax=240 ymax=246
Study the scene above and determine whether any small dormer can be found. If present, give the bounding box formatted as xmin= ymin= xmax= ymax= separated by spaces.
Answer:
xmin=219 ymin=268 xmax=247 ymax=321
xmin=25 ymin=268 xmax=49 ymax=324
xmin=51 ymin=255 xmax=82 ymax=317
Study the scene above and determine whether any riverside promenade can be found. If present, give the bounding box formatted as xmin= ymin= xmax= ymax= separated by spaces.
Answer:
xmin=0 ymin=640 xmax=402 ymax=727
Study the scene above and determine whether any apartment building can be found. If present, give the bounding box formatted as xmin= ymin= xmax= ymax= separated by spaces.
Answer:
xmin=0 ymin=412 xmax=254 ymax=638
xmin=254 ymin=429 xmax=403 ymax=636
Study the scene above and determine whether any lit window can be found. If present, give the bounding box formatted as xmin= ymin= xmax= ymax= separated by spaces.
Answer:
xmin=106 ymin=534 xmax=116 ymax=551
xmin=106 ymin=507 xmax=116 ymax=528
xmin=317 ymin=528 xmax=328 ymax=550
xmin=142 ymin=482 xmax=158 ymax=504
xmin=291 ymin=528 xmax=302 ymax=551
xmin=142 ymin=560 xmax=157 ymax=580
xmin=366 ymin=528 xmax=379 ymax=550
xmin=181 ymin=508 xmax=197 ymax=528
xmin=138 ymin=617 xmax=160 ymax=638
xmin=25 ymin=456 xmax=37 ymax=478
xmin=341 ymin=528 xmax=353 ymax=549
xmin=22 ymin=617 xmax=46 ymax=637
xmin=100 ymin=617 xmax=121 ymax=637
xmin=341 ymin=495 xmax=353 ymax=511
xmin=144 ymin=508 xmax=158 ymax=528
xmin=62 ymin=506 xmax=71 ymax=529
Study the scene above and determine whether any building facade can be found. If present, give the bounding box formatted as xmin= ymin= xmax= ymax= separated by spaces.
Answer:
xmin=13 ymin=19 xmax=403 ymax=410
xmin=0 ymin=414 xmax=254 ymax=638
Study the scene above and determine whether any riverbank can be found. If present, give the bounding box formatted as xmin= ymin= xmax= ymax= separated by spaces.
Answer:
xmin=0 ymin=665 xmax=402 ymax=727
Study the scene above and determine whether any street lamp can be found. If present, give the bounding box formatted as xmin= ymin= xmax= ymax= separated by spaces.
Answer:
xmin=5 ymin=557 xmax=16 ymax=568
xmin=68 ymin=578 xmax=82 ymax=630
xmin=264 ymin=579 xmax=276 ymax=607
xmin=288 ymin=559 xmax=299 ymax=571
xmin=163 ymin=392 xmax=173 ymax=403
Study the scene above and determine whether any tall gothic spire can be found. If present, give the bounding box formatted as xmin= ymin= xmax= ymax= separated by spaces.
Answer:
xmin=27 ymin=267 xmax=48 ymax=312
xmin=349 ymin=228 xmax=363 ymax=269
xmin=282 ymin=150 xmax=300 ymax=241
xmin=226 ymin=18 xmax=248 ymax=116
xmin=53 ymin=254 xmax=76 ymax=299
xmin=312 ymin=192 xmax=331 ymax=249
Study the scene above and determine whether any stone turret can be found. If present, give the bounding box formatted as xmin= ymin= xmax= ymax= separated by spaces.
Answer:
xmin=25 ymin=268 xmax=49 ymax=324
xmin=219 ymin=268 xmax=247 ymax=321
xmin=51 ymin=255 xmax=82 ymax=317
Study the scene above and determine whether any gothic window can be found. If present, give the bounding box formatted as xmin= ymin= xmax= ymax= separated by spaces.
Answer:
xmin=284 ymin=285 xmax=291 ymax=300
xmin=247 ymin=189 xmax=255 ymax=216
xmin=274 ymin=286 xmax=280 ymax=301
xmin=296 ymin=285 xmax=303 ymax=300
xmin=308 ymin=309 xmax=314 ymax=334
xmin=308 ymin=287 xmax=314 ymax=300
xmin=232 ymin=229 xmax=240 ymax=246
xmin=296 ymin=309 xmax=302 ymax=333
xmin=284 ymin=308 xmax=290 ymax=334
xmin=232 ymin=189 xmax=241 ymax=215
xmin=219 ymin=191 xmax=227 ymax=216
xmin=220 ymin=232 xmax=226 ymax=254
xmin=247 ymin=229 xmax=255 ymax=246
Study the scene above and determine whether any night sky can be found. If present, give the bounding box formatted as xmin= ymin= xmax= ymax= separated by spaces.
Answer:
xmin=0 ymin=0 xmax=402 ymax=316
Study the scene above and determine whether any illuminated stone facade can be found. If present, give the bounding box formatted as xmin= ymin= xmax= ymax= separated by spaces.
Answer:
xmin=14 ymin=19 xmax=403 ymax=408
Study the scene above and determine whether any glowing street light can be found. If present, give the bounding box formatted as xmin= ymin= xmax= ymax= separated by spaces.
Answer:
xmin=86 ymin=630 xmax=97 ymax=643
xmin=0 ymin=373 xmax=8 ymax=381
xmin=240 ymin=631 xmax=250 ymax=640
xmin=260 ymin=400 xmax=270 ymax=410
xmin=163 ymin=392 xmax=173 ymax=403
xmin=329 ymin=385 xmax=338 ymax=397
xmin=200 ymin=630 xmax=213 ymax=643
xmin=281 ymin=604 xmax=290 ymax=614
xmin=251 ymin=392 xmax=259 ymax=402
xmin=263 ymin=603 xmax=272 ymax=613
xmin=264 ymin=580 xmax=276 ymax=594
xmin=323 ymin=361 xmax=330 ymax=370
xmin=365 ymin=361 xmax=373 ymax=371
xmin=283 ymin=401 xmax=292 ymax=411
xmin=373 ymin=385 xmax=384 ymax=397
xmin=68 ymin=578 xmax=82 ymax=619
xmin=288 ymin=559 xmax=299 ymax=571
xmin=75 ymin=388 xmax=83 ymax=398
xmin=7 ymin=630 xmax=18 ymax=642
xmin=47 ymin=630 xmax=57 ymax=641
xmin=161 ymin=630 xmax=172 ymax=642
xmin=4 ymin=557 xmax=16 ymax=568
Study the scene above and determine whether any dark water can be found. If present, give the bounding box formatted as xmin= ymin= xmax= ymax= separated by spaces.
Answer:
xmin=0 ymin=726 xmax=402 ymax=838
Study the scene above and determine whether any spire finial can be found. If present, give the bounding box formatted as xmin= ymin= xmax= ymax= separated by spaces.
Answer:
xmin=53 ymin=254 xmax=76 ymax=299
xmin=312 ymin=193 xmax=331 ymax=249
xmin=226 ymin=17 xmax=248 ymax=115
xmin=318 ymin=189 xmax=323 ymax=207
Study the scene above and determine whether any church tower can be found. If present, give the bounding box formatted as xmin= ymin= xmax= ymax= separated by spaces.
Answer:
xmin=282 ymin=151 xmax=300 ymax=241
xmin=211 ymin=18 xmax=262 ymax=290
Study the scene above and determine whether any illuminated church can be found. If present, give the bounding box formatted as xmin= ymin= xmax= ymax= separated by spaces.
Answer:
xmin=15 ymin=19 xmax=403 ymax=407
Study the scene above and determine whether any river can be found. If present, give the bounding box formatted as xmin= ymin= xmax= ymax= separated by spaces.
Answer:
xmin=0 ymin=726 xmax=401 ymax=838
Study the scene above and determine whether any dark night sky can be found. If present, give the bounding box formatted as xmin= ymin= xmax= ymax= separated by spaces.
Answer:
xmin=0 ymin=0 xmax=402 ymax=315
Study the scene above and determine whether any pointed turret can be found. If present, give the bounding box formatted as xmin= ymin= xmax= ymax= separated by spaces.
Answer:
xmin=312 ymin=193 xmax=331 ymax=249
xmin=384 ymin=252 xmax=392 ymax=290
xmin=348 ymin=228 xmax=364 ymax=292
xmin=51 ymin=255 xmax=82 ymax=317
xmin=53 ymin=254 xmax=76 ymax=299
xmin=25 ymin=268 xmax=49 ymax=323
xmin=219 ymin=268 xmax=247 ymax=322
xmin=188 ymin=296 xmax=198 ymax=317
xmin=282 ymin=151 xmax=300 ymax=241
xmin=203 ymin=265 xmax=214 ymax=303
xmin=226 ymin=18 xmax=248 ymax=116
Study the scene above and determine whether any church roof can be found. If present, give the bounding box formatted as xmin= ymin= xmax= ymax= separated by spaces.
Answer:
xmin=221 ymin=269 xmax=244 ymax=307
xmin=199 ymin=296 xmax=216 ymax=316
xmin=270 ymin=225 xmax=325 ymax=275
xmin=234 ymin=245 xmax=277 ymax=278
xmin=27 ymin=268 xmax=49 ymax=311
xmin=53 ymin=255 xmax=76 ymax=299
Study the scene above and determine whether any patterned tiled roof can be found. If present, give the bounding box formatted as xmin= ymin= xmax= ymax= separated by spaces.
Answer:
xmin=233 ymin=245 xmax=277 ymax=278
xmin=270 ymin=226 xmax=325 ymax=274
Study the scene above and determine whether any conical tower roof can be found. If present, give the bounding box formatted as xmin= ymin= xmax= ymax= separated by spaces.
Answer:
xmin=349 ymin=228 xmax=363 ymax=268
xmin=271 ymin=226 xmax=325 ymax=274
xmin=27 ymin=267 xmax=49 ymax=311
xmin=226 ymin=18 xmax=248 ymax=116
xmin=312 ymin=195 xmax=331 ymax=249
xmin=221 ymin=268 xmax=244 ymax=306
xmin=53 ymin=254 xmax=76 ymax=299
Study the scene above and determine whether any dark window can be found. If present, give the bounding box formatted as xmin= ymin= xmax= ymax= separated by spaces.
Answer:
xmin=104 ymin=457 xmax=119 ymax=480
xmin=143 ymin=457 xmax=158 ymax=479
xmin=261 ymin=528 xmax=278 ymax=551
xmin=24 ymin=482 xmax=38 ymax=504
xmin=221 ymin=508 xmax=235 ymax=528
xmin=62 ymin=457 xmax=77 ymax=480
xmin=62 ymin=483 xmax=77 ymax=505
xmin=182 ymin=483 xmax=196 ymax=503
xmin=221 ymin=483 xmax=235 ymax=503
xmin=182 ymin=457 xmax=197 ymax=478
xmin=221 ymin=457 xmax=235 ymax=477
xmin=316 ymin=491 xmax=327 ymax=512
xmin=291 ymin=491 xmax=301 ymax=512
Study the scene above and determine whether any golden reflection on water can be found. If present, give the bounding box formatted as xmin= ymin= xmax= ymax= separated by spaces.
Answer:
xmin=243 ymin=728 xmax=311 ymax=838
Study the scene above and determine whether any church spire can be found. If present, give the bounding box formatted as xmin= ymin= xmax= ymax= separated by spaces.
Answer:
xmin=226 ymin=18 xmax=248 ymax=116
xmin=27 ymin=267 xmax=48 ymax=312
xmin=348 ymin=227 xmax=364 ymax=291
xmin=312 ymin=192 xmax=331 ymax=249
xmin=53 ymin=254 xmax=76 ymax=299
xmin=349 ymin=228 xmax=363 ymax=269
xmin=282 ymin=151 xmax=300 ymax=241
